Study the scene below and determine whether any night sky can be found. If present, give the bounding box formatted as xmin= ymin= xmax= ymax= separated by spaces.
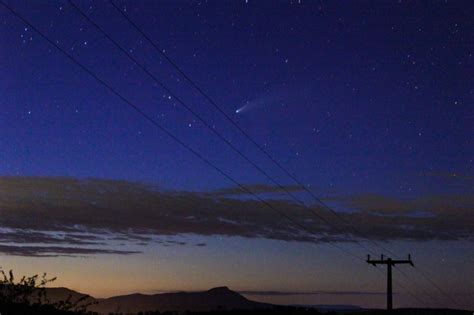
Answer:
xmin=1 ymin=0 xmax=473 ymax=310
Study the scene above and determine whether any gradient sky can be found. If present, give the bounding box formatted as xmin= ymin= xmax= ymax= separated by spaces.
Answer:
xmin=0 ymin=0 xmax=473 ymax=311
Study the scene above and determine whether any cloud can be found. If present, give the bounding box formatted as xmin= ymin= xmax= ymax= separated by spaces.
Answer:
xmin=0 ymin=176 xmax=330 ymax=256
xmin=0 ymin=244 xmax=139 ymax=257
xmin=0 ymin=176 xmax=472 ymax=257
xmin=0 ymin=229 xmax=108 ymax=245
xmin=326 ymin=193 xmax=474 ymax=240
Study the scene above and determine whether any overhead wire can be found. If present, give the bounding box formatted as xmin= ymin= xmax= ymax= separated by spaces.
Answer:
xmin=372 ymin=265 xmax=430 ymax=308
xmin=106 ymin=3 xmax=464 ymax=307
xmin=67 ymin=0 xmax=376 ymax=256
xmin=2 ymin=1 xmax=459 ymax=308
xmin=0 ymin=0 xmax=366 ymax=266
xmin=108 ymin=0 xmax=399 ymax=259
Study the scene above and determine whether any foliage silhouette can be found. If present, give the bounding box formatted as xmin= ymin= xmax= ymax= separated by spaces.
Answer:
xmin=0 ymin=269 xmax=97 ymax=315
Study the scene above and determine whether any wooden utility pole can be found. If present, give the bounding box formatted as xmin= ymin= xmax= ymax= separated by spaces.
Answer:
xmin=367 ymin=254 xmax=414 ymax=310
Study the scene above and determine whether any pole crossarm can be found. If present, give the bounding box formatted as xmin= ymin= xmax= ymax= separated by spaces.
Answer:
xmin=367 ymin=254 xmax=414 ymax=267
xmin=366 ymin=254 xmax=414 ymax=310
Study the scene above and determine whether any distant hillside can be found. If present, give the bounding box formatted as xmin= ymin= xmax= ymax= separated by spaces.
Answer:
xmin=300 ymin=304 xmax=363 ymax=312
xmin=39 ymin=287 xmax=95 ymax=304
xmin=43 ymin=286 xmax=272 ymax=314
xmin=39 ymin=288 xmax=472 ymax=315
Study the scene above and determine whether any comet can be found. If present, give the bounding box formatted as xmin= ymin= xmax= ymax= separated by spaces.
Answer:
xmin=235 ymin=105 xmax=248 ymax=114
xmin=235 ymin=95 xmax=280 ymax=115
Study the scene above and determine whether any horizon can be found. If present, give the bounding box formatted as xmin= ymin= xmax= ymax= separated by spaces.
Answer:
xmin=11 ymin=284 xmax=394 ymax=309
xmin=0 ymin=0 xmax=473 ymax=312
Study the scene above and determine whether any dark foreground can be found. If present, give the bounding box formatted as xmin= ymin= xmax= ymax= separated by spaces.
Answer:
xmin=200 ymin=308 xmax=471 ymax=315
xmin=0 ymin=303 xmax=472 ymax=315
xmin=0 ymin=301 xmax=81 ymax=315
xmin=142 ymin=308 xmax=474 ymax=315
xmin=351 ymin=309 xmax=472 ymax=315
xmin=183 ymin=309 xmax=473 ymax=315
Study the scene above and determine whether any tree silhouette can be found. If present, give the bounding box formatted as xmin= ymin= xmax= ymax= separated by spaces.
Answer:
xmin=0 ymin=269 xmax=96 ymax=315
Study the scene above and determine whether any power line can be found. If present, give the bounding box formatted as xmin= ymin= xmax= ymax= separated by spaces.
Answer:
xmin=394 ymin=265 xmax=440 ymax=307
xmin=0 ymin=0 xmax=365 ymax=264
xmin=67 ymin=0 xmax=375 ymax=255
xmin=373 ymin=265 xmax=429 ymax=308
xmin=108 ymin=0 xmax=398 ymax=259
xmin=65 ymin=4 xmax=443 ymax=308
xmin=2 ymin=3 xmax=452 ymax=309
xmin=107 ymin=5 xmax=463 ymax=308
xmin=367 ymin=254 xmax=414 ymax=310
xmin=413 ymin=266 xmax=462 ymax=309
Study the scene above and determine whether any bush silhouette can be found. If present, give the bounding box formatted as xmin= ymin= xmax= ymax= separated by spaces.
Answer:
xmin=0 ymin=269 xmax=96 ymax=315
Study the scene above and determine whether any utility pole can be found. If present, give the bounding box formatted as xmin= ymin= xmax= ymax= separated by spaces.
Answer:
xmin=367 ymin=254 xmax=414 ymax=310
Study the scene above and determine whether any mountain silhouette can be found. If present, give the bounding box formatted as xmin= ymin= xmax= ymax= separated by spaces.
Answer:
xmin=39 ymin=287 xmax=94 ymax=303
xmin=25 ymin=287 xmax=473 ymax=315
xmin=42 ymin=286 xmax=272 ymax=314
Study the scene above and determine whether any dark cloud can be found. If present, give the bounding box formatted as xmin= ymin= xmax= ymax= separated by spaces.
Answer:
xmin=0 ymin=229 xmax=108 ymax=246
xmin=0 ymin=176 xmax=472 ymax=257
xmin=0 ymin=176 xmax=330 ymax=247
xmin=0 ymin=244 xmax=140 ymax=257
xmin=328 ymin=194 xmax=474 ymax=241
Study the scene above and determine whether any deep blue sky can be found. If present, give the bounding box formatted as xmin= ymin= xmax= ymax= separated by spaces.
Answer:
xmin=2 ymin=0 xmax=472 ymax=194
xmin=0 ymin=0 xmax=473 ymax=309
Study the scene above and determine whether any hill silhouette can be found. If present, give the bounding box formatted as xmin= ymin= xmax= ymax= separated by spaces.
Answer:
xmin=41 ymin=286 xmax=271 ymax=314
xmin=39 ymin=287 xmax=473 ymax=315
